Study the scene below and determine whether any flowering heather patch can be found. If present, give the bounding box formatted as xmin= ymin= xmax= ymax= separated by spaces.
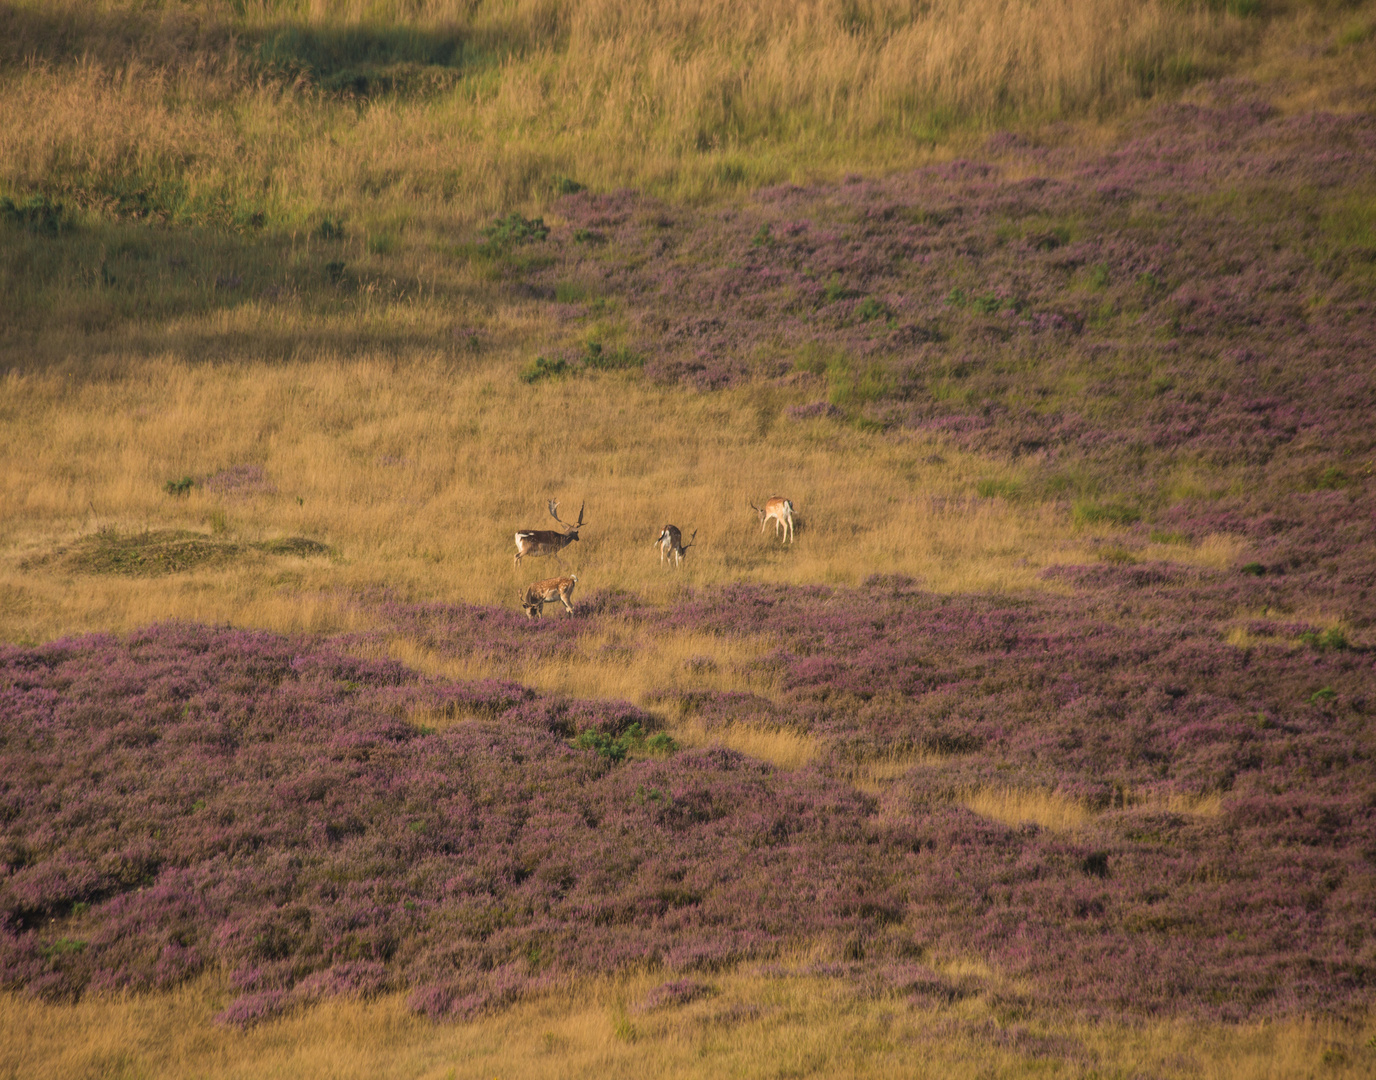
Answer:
xmin=0 ymin=624 xmax=908 ymax=1022
xmin=3 ymin=589 xmax=1373 ymax=1024
xmin=524 ymin=93 xmax=1375 ymax=509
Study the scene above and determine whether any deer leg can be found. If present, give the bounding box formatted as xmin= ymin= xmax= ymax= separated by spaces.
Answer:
xmin=560 ymin=592 xmax=575 ymax=615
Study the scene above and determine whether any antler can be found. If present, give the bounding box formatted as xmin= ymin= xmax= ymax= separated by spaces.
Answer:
xmin=548 ymin=499 xmax=587 ymax=530
xmin=682 ymin=529 xmax=697 ymax=551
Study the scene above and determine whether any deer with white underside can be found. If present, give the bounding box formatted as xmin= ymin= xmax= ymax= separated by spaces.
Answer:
xmin=654 ymin=524 xmax=696 ymax=568
xmin=521 ymin=575 xmax=578 ymax=618
xmin=750 ymin=496 xmax=795 ymax=543
xmin=514 ymin=500 xmax=585 ymax=566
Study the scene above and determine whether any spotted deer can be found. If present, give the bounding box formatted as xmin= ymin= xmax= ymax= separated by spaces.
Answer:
xmin=514 ymin=500 xmax=585 ymax=566
xmin=750 ymin=496 xmax=795 ymax=543
xmin=654 ymin=524 xmax=696 ymax=568
xmin=521 ymin=574 xmax=578 ymax=618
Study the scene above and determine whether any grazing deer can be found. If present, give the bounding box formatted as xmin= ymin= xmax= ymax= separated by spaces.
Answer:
xmin=750 ymin=496 xmax=795 ymax=543
xmin=514 ymin=500 xmax=585 ymax=566
xmin=521 ymin=574 xmax=578 ymax=618
xmin=654 ymin=524 xmax=696 ymax=568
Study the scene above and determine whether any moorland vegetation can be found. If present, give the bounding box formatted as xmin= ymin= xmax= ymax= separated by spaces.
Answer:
xmin=2 ymin=1 xmax=1376 ymax=1077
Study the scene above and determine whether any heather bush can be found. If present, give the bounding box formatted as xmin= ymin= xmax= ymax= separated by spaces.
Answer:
xmin=523 ymin=99 xmax=1376 ymax=536
xmin=4 ymin=587 xmax=1371 ymax=1024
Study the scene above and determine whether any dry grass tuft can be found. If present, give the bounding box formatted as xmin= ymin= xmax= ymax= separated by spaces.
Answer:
xmin=1 ymin=967 xmax=1370 ymax=1080
xmin=963 ymin=785 xmax=1224 ymax=831
xmin=842 ymin=752 xmax=941 ymax=794
xmin=962 ymin=785 xmax=1096 ymax=832
xmin=670 ymin=719 xmax=819 ymax=770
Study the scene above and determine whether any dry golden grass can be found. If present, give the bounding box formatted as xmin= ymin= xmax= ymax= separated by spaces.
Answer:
xmin=390 ymin=624 xmax=780 ymax=712
xmin=0 ymin=0 xmax=1266 ymax=220
xmin=670 ymin=718 xmax=819 ymax=770
xmin=961 ymin=785 xmax=1096 ymax=832
xmin=0 ymin=351 xmax=1097 ymax=651
xmin=2 ymin=967 xmax=1371 ymax=1080
xmin=962 ymin=785 xmax=1223 ymax=832
xmin=839 ymin=751 xmax=942 ymax=795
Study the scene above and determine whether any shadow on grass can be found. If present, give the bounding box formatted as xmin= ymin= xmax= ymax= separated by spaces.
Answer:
xmin=0 ymin=220 xmax=487 ymax=371
xmin=0 ymin=3 xmax=536 ymax=96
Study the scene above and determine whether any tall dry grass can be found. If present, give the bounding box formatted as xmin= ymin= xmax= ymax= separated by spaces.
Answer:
xmin=0 ymin=0 xmax=1258 ymax=219
xmin=2 ymin=966 xmax=1371 ymax=1080
xmin=960 ymin=784 xmax=1225 ymax=832
xmin=0 ymin=349 xmax=1102 ymax=648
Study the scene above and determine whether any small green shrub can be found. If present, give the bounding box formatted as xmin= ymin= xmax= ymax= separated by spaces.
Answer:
xmin=1149 ymin=529 xmax=1189 ymax=545
xmin=752 ymin=223 xmax=776 ymax=248
xmin=824 ymin=276 xmax=857 ymax=303
xmin=0 ymin=194 xmax=68 ymax=236
xmin=1315 ymin=466 xmax=1347 ymax=490
xmin=1072 ymin=501 xmax=1141 ymax=527
xmin=1300 ymin=628 xmax=1349 ymax=652
xmin=1239 ymin=562 xmax=1265 ymax=576
xmin=946 ymin=288 xmax=967 ymax=308
xmin=854 ymin=296 xmax=893 ymax=324
xmin=1309 ymin=686 xmax=1337 ymax=705
xmin=645 ymin=732 xmax=677 ymax=755
xmin=315 ymin=216 xmax=345 ymax=240
xmin=573 ymin=723 xmax=673 ymax=763
xmin=553 ymin=176 xmax=585 ymax=195
xmin=164 ymin=476 xmax=196 ymax=497
xmin=573 ymin=228 xmax=603 ymax=244
xmin=583 ymin=342 xmax=642 ymax=371
xmin=325 ymin=259 xmax=347 ymax=283
xmin=520 ymin=356 xmax=568 ymax=383
xmin=367 ymin=231 xmax=399 ymax=255
xmin=40 ymin=938 xmax=87 ymax=960
xmin=1086 ymin=263 xmax=1111 ymax=289
xmin=971 ymin=292 xmax=1002 ymax=314
xmin=573 ymin=727 xmax=627 ymax=762
xmin=481 ymin=213 xmax=549 ymax=252
xmin=1099 ymin=546 xmax=1138 ymax=565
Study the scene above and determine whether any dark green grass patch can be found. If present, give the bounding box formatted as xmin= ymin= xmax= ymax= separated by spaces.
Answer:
xmin=1072 ymin=501 xmax=1142 ymax=528
xmin=32 ymin=530 xmax=331 ymax=577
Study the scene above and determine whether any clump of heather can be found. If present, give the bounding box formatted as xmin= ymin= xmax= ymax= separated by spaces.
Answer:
xmin=635 ymin=977 xmax=714 ymax=1013
xmin=531 ymin=92 xmax=1376 ymax=533
xmin=3 ymin=599 xmax=1373 ymax=1023
xmin=0 ymin=625 xmax=897 ymax=1023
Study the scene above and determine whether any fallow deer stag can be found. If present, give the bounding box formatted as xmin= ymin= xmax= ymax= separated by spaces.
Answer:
xmin=654 ymin=524 xmax=696 ymax=568
xmin=750 ymin=496 xmax=795 ymax=543
xmin=514 ymin=500 xmax=585 ymax=566
xmin=521 ymin=574 xmax=578 ymax=618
